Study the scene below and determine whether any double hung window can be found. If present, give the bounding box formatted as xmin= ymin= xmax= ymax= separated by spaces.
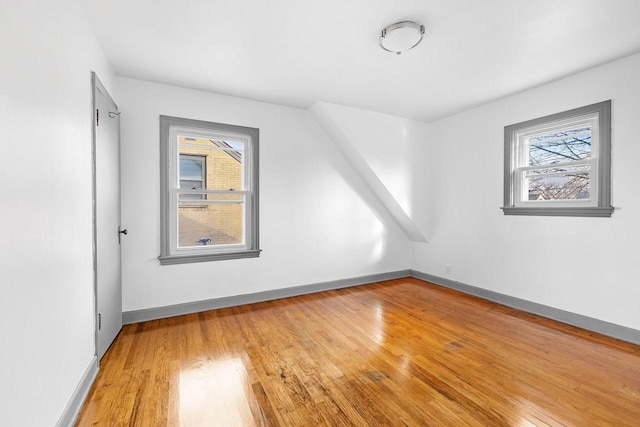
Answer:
xmin=503 ymin=101 xmax=613 ymax=217
xmin=159 ymin=116 xmax=260 ymax=264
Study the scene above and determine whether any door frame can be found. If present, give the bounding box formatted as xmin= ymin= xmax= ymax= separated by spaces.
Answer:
xmin=91 ymin=72 xmax=120 ymax=361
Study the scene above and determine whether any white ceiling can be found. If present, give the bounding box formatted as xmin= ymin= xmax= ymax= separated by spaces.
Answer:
xmin=83 ymin=0 xmax=640 ymax=122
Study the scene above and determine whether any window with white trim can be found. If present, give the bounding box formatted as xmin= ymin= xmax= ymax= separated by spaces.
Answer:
xmin=503 ymin=100 xmax=613 ymax=217
xmin=159 ymin=116 xmax=260 ymax=264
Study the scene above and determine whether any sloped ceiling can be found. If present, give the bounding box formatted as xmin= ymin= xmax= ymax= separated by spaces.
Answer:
xmin=82 ymin=0 xmax=640 ymax=122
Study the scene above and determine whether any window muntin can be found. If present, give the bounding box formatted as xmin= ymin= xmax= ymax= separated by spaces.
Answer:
xmin=160 ymin=116 xmax=260 ymax=264
xmin=503 ymin=100 xmax=612 ymax=217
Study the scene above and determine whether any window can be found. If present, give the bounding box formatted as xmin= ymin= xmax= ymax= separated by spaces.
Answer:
xmin=502 ymin=100 xmax=613 ymax=217
xmin=159 ymin=116 xmax=260 ymax=264
xmin=179 ymin=154 xmax=206 ymax=201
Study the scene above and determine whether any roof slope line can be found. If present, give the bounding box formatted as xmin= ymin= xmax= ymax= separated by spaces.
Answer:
xmin=309 ymin=102 xmax=428 ymax=243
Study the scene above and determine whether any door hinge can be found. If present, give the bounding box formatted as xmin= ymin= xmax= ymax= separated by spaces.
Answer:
xmin=96 ymin=108 xmax=99 ymax=126
xmin=98 ymin=313 xmax=102 ymax=330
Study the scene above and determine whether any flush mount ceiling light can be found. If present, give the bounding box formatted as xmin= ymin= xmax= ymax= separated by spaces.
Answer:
xmin=380 ymin=21 xmax=425 ymax=55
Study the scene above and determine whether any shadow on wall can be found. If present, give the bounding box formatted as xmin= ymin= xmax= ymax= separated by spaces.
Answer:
xmin=302 ymin=113 xmax=394 ymax=264
xmin=308 ymin=102 xmax=428 ymax=243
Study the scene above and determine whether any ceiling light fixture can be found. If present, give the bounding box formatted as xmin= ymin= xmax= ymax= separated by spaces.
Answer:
xmin=380 ymin=21 xmax=425 ymax=55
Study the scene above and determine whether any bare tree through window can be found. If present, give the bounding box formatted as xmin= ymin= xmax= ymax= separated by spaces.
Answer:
xmin=503 ymin=100 xmax=612 ymax=217
xmin=527 ymin=127 xmax=591 ymax=201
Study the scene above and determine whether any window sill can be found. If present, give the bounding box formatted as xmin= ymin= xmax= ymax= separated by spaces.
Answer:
xmin=501 ymin=206 xmax=614 ymax=217
xmin=158 ymin=249 xmax=261 ymax=265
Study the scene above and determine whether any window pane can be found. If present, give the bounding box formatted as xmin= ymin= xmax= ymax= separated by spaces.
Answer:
xmin=528 ymin=126 xmax=591 ymax=166
xmin=177 ymin=196 xmax=244 ymax=248
xmin=180 ymin=157 xmax=204 ymax=179
xmin=526 ymin=173 xmax=590 ymax=201
xmin=179 ymin=137 xmax=245 ymax=191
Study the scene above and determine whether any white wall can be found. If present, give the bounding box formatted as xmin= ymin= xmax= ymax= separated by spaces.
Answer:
xmin=0 ymin=0 xmax=114 ymax=425
xmin=412 ymin=53 xmax=640 ymax=331
xmin=310 ymin=102 xmax=430 ymax=242
xmin=116 ymin=77 xmax=411 ymax=312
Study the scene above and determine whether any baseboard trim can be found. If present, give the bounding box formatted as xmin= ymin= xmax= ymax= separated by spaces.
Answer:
xmin=122 ymin=267 xmax=639 ymax=345
xmin=55 ymin=356 xmax=98 ymax=427
xmin=123 ymin=269 xmax=411 ymax=324
xmin=410 ymin=269 xmax=640 ymax=345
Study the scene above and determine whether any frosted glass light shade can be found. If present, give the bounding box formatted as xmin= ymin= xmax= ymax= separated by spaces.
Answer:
xmin=380 ymin=21 xmax=425 ymax=55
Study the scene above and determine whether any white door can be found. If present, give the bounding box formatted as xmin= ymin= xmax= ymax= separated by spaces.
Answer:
xmin=92 ymin=73 xmax=123 ymax=360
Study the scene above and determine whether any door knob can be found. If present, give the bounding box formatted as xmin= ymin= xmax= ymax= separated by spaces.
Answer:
xmin=118 ymin=226 xmax=128 ymax=244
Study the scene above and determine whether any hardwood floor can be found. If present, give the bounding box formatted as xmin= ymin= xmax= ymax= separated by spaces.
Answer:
xmin=76 ymin=278 xmax=640 ymax=426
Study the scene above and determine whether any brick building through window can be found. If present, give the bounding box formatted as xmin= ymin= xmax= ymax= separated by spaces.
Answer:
xmin=178 ymin=137 xmax=244 ymax=247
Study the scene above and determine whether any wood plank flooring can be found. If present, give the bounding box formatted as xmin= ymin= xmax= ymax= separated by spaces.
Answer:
xmin=76 ymin=278 xmax=640 ymax=426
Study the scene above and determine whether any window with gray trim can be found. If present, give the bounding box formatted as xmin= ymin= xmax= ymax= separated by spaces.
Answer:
xmin=502 ymin=100 xmax=613 ymax=217
xmin=159 ymin=116 xmax=260 ymax=264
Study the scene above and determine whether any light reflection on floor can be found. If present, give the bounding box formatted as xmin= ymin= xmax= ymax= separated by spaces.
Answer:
xmin=179 ymin=358 xmax=260 ymax=427
xmin=372 ymin=303 xmax=385 ymax=345
xmin=515 ymin=397 xmax=572 ymax=426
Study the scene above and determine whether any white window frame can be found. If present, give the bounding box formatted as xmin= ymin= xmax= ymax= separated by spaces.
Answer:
xmin=159 ymin=116 xmax=260 ymax=264
xmin=502 ymin=100 xmax=613 ymax=217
